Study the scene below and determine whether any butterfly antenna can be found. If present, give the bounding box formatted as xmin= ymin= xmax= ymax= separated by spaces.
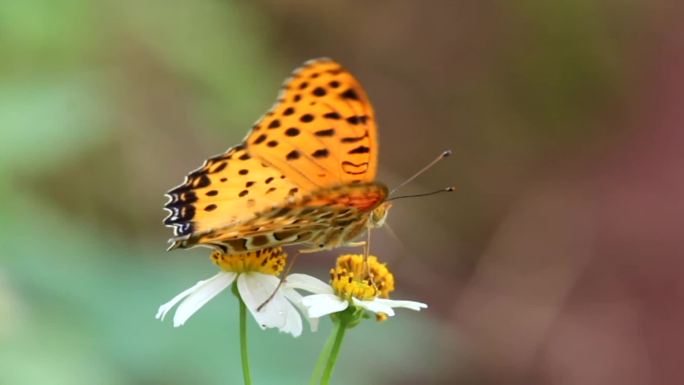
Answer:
xmin=389 ymin=150 xmax=452 ymax=196
xmin=388 ymin=186 xmax=455 ymax=202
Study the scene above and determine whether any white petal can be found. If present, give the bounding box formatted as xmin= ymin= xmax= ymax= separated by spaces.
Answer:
xmin=309 ymin=315 xmax=320 ymax=333
xmin=301 ymin=293 xmax=348 ymax=318
xmin=156 ymin=281 xmax=206 ymax=321
xmin=238 ymin=273 xmax=289 ymax=330
xmin=353 ymin=298 xmax=396 ymax=317
xmin=283 ymin=288 xmax=319 ymax=332
xmin=285 ymin=273 xmax=334 ymax=294
xmin=171 ymin=272 xmax=237 ymax=327
xmin=278 ymin=299 xmax=303 ymax=337
xmin=374 ymin=298 xmax=428 ymax=312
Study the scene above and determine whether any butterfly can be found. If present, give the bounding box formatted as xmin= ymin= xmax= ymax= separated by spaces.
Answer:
xmin=163 ymin=58 xmax=392 ymax=254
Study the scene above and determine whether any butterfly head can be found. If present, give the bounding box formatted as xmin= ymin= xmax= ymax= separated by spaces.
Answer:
xmin=370 ymin=202 xmax=392 ymax=228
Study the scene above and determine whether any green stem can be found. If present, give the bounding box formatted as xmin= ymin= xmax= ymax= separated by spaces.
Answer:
xmin=320 ymin=318 xmax=348 ymax=385
xmin=309 ymin=325 xmax=337 ymax=385
xmin=239 ymin=298 xmax=252 ymax=385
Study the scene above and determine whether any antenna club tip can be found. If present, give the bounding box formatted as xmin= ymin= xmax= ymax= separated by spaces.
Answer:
xmin=441 ymin=149 xmax=453 ymax=158
xmin=446 ymin=186 xmax=456 ymax=192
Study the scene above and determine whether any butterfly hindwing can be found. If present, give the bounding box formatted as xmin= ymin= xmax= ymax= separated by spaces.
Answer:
xmin=164 ymin=144 xmax=300 ymax=240
xmin=172 ymin=183 xmax=388 ymax=253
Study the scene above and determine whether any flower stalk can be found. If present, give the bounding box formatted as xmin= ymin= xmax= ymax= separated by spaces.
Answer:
xmin=309 ymin=325 xmax=336 ymax=385
xmin=239 ymin=297 xmax=252 ymax=385
xmin=233 ymin=284 xmax=252 ymax=385
xmin=320 ymin=317 xmax=348 ymax=385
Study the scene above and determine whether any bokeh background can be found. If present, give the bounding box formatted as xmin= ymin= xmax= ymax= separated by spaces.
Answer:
xmin=1 ymin=1 xmax=683 ymax=384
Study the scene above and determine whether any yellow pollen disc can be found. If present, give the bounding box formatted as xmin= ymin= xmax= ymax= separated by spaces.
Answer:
xmin=210 ymin=247 xmax=287 ymax=276
xmin=330 ymin=254 xmax=395 ymax=301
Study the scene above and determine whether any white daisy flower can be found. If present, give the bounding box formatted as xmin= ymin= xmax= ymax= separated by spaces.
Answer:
xmin=155 ymin=248 xmax=317 ymax=337
xmin=290 ymin=255 xmax=427 ymax=321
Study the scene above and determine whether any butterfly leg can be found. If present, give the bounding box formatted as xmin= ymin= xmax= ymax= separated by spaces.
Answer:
xmin=256 ymin=250 xmax=301 ymax=312
xmin=364 ymin=226 xmax=371 ymax=258
xmin=342 ymin=241 xmax=366 ymax=248
xmin=298 ymin=246 xmax=327 ymax=254
xmin=362 ymin=226 xmax=381 ymax=293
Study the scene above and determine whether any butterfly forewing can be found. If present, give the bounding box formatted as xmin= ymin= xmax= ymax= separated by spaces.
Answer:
xmin=246 ymin=58 xmax=378 ymax=190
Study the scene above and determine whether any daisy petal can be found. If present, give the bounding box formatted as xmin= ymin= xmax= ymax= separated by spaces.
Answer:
xmin=353 ymin=298 xmax=396 ymax=317
xmin=172 ymin=272 xmax=237 ymax=327
xmin=302 ymin=293 xmax=348 ymax=318
xmin=279 ymin=299 xmax=303 ymax=337
xmin=238 ymin=273 xmax=288 ymax=330
xmin=283 ymin=288 xmax=319 ymax=332
xmin=285 ymin=273 xmax=334 ymax=294
xmin=156 ymin=280 xmax=209 ymax=321
xmin=374 ymin=298 xmax=428 ymax=311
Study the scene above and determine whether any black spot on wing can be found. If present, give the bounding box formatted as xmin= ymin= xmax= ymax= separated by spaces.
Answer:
xmin=340 ymin=88 xmax=359 ymax=100
xmin=285 ymin=127 xmax=300 ymax=136
xmin=348 ymin=145 xmax=370 ymax=154
xmin=315 ymin=128 xmax=335 ymax=137
xmin=226 ymin=239 xmax=248 ymax=253
xmin=346 ymin=116 xmax=368 ymax=125
xmin=341 ymin=131 xmax=368 ymax=143
xmin=312 ymin=149 xmax=329 ymax=158
xmin=312 ymin=87 xmax=326 ymax=97
xmin=253 ymin=134 xmax=267 ymax=144
xmin=191 ymin=174 xmax=211 ymax=188
xmin=211 ymin=162 xmax=227 ymax=173
xmin=274 ymin=230 xmax=298 ymax=241
xmin=252 ymin=235 xmax=269 ymax=247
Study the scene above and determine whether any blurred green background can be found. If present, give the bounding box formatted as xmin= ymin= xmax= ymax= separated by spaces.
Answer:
xmin=2 ymin=1 xmax=683 ymax=384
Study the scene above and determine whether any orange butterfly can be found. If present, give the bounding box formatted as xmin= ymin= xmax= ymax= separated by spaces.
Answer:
xmin=164 ymin=58 xmax=392 ymax=254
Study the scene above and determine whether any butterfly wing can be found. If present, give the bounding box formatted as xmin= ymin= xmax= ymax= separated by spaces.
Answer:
xmin=173 ymin=183 xmax=388 ymax=253
xmin=164 ymin=145 xmax=301 ymax=241
xmin=245 ymin=58 xmax=378 ymax=190
xmin=165 ymin=58 xmax=382 ymax=250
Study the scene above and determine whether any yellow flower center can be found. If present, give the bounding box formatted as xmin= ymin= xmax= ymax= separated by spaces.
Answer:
xmin=330 ymin=254 xmax=395 ymax=301
xmin=211 ymin=247 xmax=286 ymax=276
